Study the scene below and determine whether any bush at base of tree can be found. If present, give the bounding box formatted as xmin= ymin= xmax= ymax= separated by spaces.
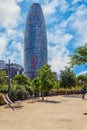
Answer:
xmin=10 ymin=85 xmax=32 ymax=101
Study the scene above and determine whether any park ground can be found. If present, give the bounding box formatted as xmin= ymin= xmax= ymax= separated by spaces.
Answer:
xmin=0 ymin=94 xmax=87 ymax=130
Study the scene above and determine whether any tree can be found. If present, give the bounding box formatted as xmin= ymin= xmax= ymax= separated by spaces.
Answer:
xmin=32 ymin=77 xmax=41 ymax=100
xmin=38 ymin=64 xmax=55 ymax=101
xmin=77 ymin=74 xmax=87 ymax=86
xmin=32 ymin=77 xmax=41 ymax=91
xmin=12 ymin=74 xmax=31 ymax=85
xmin=70 ymin=43 xmax=87 ymax=67
xmin=0 ymin=70 xmax=7 ymax=85
xmin=60 ymin=67 xmax=76 ymax=90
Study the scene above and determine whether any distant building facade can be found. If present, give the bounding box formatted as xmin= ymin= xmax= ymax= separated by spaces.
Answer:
xmin=53 ymin=72 xmax=58 ymax=80
xmin=0 ymin=60 xmax=5 ymax=70
xmin=0 ymin=60 xmax=23 ymax=79
xmin=24 ymin=3 xmax=47 ymax=80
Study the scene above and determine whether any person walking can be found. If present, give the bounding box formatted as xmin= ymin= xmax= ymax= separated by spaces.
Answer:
xmin=81 ymin=85 xmax=86 ymax=99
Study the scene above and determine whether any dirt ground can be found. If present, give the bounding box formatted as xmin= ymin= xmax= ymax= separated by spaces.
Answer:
xmin=0 ymin=94 xmax=87 ymax=130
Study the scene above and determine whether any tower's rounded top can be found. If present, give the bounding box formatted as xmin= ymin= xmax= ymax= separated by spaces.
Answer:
xmin=31 ymin=3 xmax=41 ymax=8
xmin=28 ymin=3 xmax=43 ymax=20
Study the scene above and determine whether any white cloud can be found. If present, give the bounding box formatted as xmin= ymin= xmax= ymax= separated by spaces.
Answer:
xmin=58 ymin=4 xmax=87 ymax=47
xmin=1 ymin=40 xmax=24 ymax=65
xmin=47 ymin=29 xmax=73 ymax=46
xmin=42 ymin=0 xmax=68 ymax=17
xmin=0 ymin=35 xmax=8 ymax=60
xmin=0 ymin=0 xmax=23 ymax=64
xmin=42 ymin=0 xmax=59 ymax=16
xmin=6 ymin=28 xmax=24 ymax=42
xmin=0 ymin=28 xmax=23 ymax=65
xmin=9 ymin=41 xmax=24 ymax=65
xmin=70 ymin=5 xmax=87 ymax=44
xmin=0 ymin=0 xmax=21 ymax=28
xmin=52 ymin=3 xmax=87 ymax=75
xmin=48 ymin=45 xmax=70 ymax=74
xmin=47 ymin=27 xmax=72 ymax=74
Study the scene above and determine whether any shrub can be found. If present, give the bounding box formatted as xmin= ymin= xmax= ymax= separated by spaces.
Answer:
xmin=0 ymin=85 xmax=8 ymax=93
xmin=10 ymin=86 xmax=17 ymax=101
xmin=0 ymin=93 xmax=5 ymax=105
xmin=16 ymin=86 xmax=29 ymax=100
xmin=48 ymin=87 xmax=82 ymax=96
xmin=10 ymin=85 xmax=30 ymax=101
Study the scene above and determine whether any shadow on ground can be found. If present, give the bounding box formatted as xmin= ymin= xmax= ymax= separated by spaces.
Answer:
xmin=83 ymin=113 xmax=87 ymax=115
xmin=4 ymin=102 xmax=24 ymax=111
xmin=62 ymin=94 xmax=82 ymax=99
xmin=36 ymin=99 xmax=62 ymax=104
xmin=27 ymin=99 xmax=61 ymax=104
xmin=27 ymin=97 xmax=66 ymax=104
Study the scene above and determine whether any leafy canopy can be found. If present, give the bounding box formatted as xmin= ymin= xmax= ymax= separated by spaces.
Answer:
xmin=70 ymin=43 xmax=87 ymax=67
xmin=60 ymin=67 xmax=76 ymax=88
xmin=12 ymin=74 xmax=31 ymax=85
xmin=38 ymin=64 xmax=55 ymax=91
xmin=77 ymin=74 xmax=87 ymax=84
xmin=38 ymin=64 xmax=55 ymax=101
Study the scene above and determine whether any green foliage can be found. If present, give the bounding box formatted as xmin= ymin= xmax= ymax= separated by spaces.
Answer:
xmin=38 ymin=64 xmax=55 ymax=100
xmin=32 ymin=77 xmax=41 ymax=91
xmin=0 ymin=70 xmax=7 ymax=85
xmin=38 ymin=64 xmax=55 ymax=89
xmin=60 ymin=67 xmax=76 ymax=89
xmin=0 ymin=85 xmax=8 ymax=93
xmin=15 ymin=85 xmax=29 ymax=100
xmin=32 ymin=77 xmax=41 ymax=97
xmin=53 ymin=80 xmax=60 ymax=90
xmin=49 ymin=87 xmax=82 ymax=96
xmin=77 ymin=74 xmax=87 ymax=85
xmin=70 ymin=43 xmax=87 ymax=67
xmin=10 ymin=85 xmax=31 ymax=101
xmin=12 ymin=74 xmax=31 ymax=85
xmin=0 ymin=93 xmax=5 ymax=105
xmin=24 ymin=84 xmax=32 ymax=94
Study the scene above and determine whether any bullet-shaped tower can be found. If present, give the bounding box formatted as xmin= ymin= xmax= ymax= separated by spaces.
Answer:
xmin=24 ymin=3 xmax=47 ymax=80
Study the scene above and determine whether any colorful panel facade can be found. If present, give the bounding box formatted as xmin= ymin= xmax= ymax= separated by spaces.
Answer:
xmin=24 ymin=3 xmax=47 ymax=80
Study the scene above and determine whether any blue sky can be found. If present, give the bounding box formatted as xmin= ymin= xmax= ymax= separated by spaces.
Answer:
xmin=0 ymin=0 xmax=87 ymax=76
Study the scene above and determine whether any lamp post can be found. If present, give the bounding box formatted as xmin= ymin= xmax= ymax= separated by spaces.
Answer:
xmin=8 ymin=59 xmax=10 ymax=95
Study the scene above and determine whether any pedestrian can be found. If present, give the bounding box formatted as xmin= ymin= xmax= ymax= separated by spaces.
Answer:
xmin=81 ymin=85 xmax=86 ymax=99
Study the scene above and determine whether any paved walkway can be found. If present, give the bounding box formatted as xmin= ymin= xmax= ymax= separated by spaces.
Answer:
xmin=0 ymin=94 xmax=87 ymax=130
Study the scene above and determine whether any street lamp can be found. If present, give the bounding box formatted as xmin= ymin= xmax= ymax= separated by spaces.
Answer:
xmin=8 ymin=59 xmax=10 ymax=95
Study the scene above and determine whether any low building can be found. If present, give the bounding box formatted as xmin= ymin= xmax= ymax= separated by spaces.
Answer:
xmin=0 ymin=60 xmax=5 ymax=70
xmin=0 ymin=60 xmax=24 ymax=79
xmin=53 ymin=72 xmax=58 ymax=80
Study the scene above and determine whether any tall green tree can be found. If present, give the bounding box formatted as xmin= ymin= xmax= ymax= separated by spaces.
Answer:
xmin=70 ymin=43 xmax=87 ymax=67
xmin=38 ymin=64 xmax=55 ymax=101
xmin=60 ymin=67 xmax=76 ymax=89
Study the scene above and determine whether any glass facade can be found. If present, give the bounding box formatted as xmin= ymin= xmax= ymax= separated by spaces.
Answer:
xmin=24 ymin=3 xmax=47 ymax=80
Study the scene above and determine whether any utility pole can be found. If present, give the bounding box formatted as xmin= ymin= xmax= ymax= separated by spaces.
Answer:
xmin=8 ymin=59 xmax=10 ymax=95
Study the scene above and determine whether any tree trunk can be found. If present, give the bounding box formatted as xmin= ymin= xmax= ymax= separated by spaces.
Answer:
xmin=42 ymin=87 xmax=44 ymax=101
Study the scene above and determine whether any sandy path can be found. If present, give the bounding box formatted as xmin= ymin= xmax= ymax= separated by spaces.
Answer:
xmin=0 ymin=94 xmax=87 ymax=130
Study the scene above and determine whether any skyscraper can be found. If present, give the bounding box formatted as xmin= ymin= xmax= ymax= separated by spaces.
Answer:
xmin=24 ymin=3 xmax=47 ymax=80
